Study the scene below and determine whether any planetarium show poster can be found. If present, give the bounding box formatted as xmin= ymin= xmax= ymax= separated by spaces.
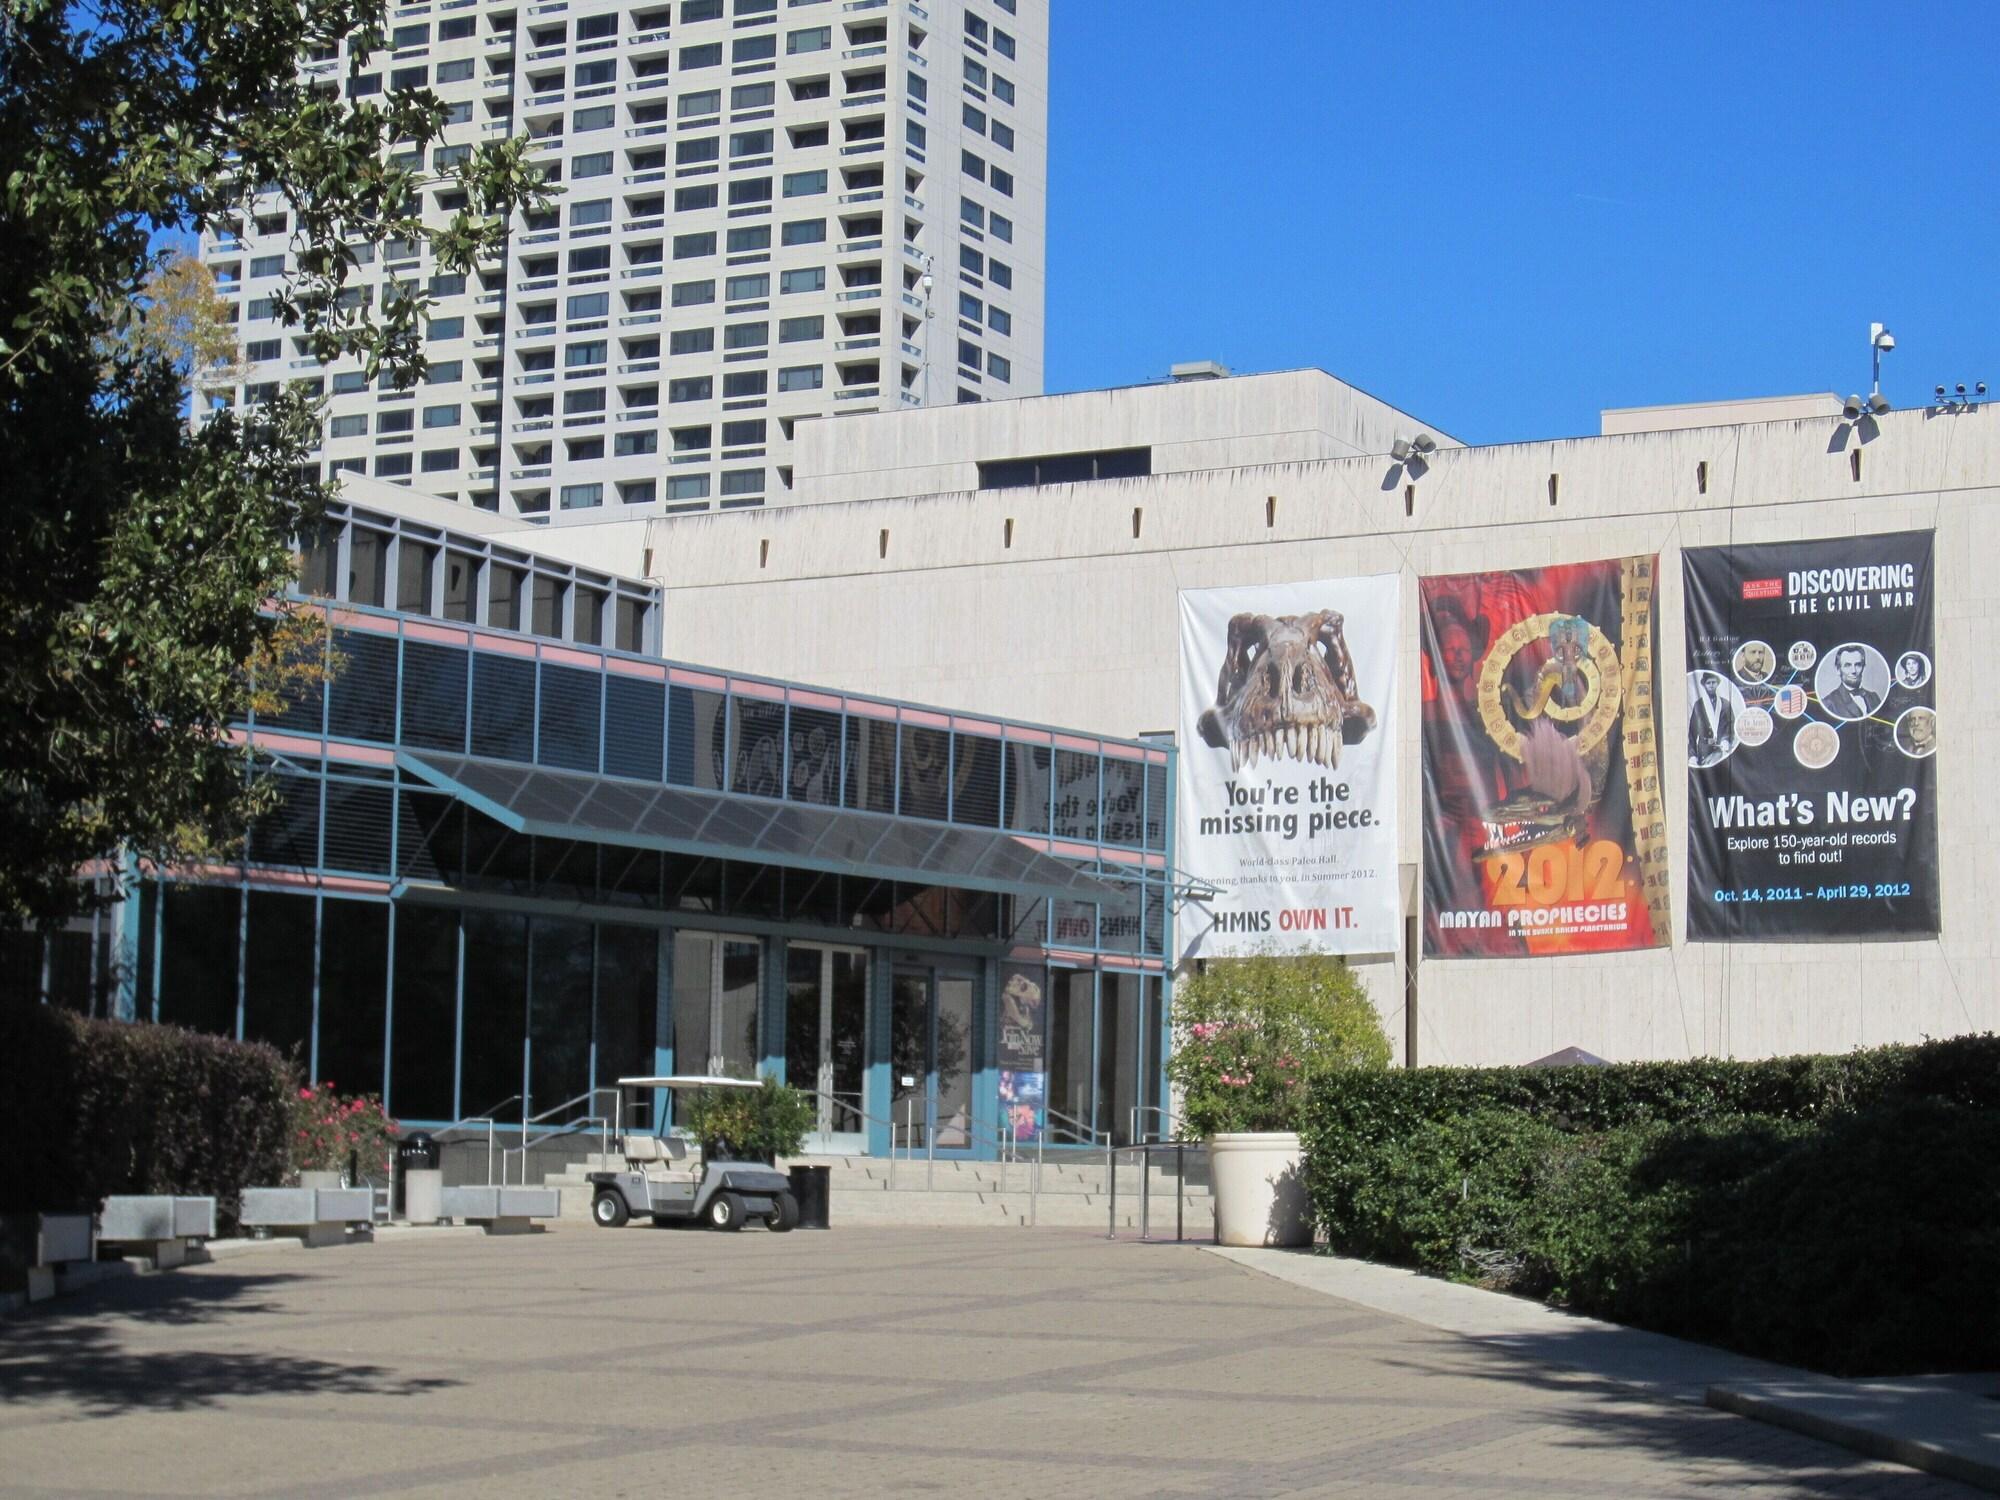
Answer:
xmin=1176 ymin=576 xmax=1401 ymax=958
xmin=1420 ymin=556 xmax=1670 ymax=957
xmin=1682 ymin=530 xmax=1939 ymax=940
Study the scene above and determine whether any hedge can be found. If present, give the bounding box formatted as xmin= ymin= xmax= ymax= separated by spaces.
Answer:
xmin=1301 ymin=1036 xmax=2000 ymax=1375
xmin=0 ymin=1003 xmax=294 ymax=1230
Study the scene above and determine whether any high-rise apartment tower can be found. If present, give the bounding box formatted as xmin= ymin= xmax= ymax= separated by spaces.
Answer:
xmin=202 ymin=0 xmax=1046 ymax=522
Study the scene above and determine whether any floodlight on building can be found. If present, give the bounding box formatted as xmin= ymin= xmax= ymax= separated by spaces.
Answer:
xmin=1842 ymin=395 xmax=1864 ymax=420
xmin=1411 ymin=432 xmax=1439 ymax=456
xmin=1937 ymin=381 xmax=1988 ymax=411
xmin=1868 ymin=393 xmax=1891 ymax=416
xmin=1390 ymin=436 xmax=1414 ymax=462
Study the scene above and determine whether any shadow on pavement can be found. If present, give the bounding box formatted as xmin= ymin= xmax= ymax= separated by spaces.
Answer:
xmin=1372 ymin=1337 xmax=1984 ymax=1497
xmin=0 ymin=1269 xmax=460 ymax=1417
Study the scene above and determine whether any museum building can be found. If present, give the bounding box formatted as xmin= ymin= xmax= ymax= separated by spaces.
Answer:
xmin=44 ymin=497 xmax=1174 ymax=1159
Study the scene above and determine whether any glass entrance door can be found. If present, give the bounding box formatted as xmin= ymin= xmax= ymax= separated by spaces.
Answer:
xmin=785 ymin=943 xmax=869 ymax=1152
xmin=890 ymin=966 xmax=976 ymax=1152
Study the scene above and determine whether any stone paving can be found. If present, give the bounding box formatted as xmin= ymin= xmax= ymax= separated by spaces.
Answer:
xmin=0 ymin=1227 xmax=1981 ymax=1498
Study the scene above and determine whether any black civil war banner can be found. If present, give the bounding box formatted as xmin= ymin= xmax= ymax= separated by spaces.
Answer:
xmin=1682 ymin=530 xmax=1939 ymax=940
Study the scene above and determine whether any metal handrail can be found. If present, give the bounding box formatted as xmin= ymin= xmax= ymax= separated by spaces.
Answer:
xmin=1129 ymin=1103 xmax=1183 ymax=1145
xmin=1106 ymin=1140 xmax=1206 ymax=1244
xmin=431 ymin=1096 xmax=521 ymax=1184
xmin=1043 ymin=1103 xmax=1100 ymax=1148
xmin=502 ymin=1114 xmax=611 ymax=1184
xmin=499 ymin=1086 xmax=620 ymax=1184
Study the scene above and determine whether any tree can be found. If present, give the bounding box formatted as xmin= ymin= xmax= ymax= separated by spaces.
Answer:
xmin=104 ymin=249 xmax=244 ymax=396
xmin=0 ymin=0 xmax=549 ymax=928
xmin=1166 ymin=951 xmax=1392 ymax=1136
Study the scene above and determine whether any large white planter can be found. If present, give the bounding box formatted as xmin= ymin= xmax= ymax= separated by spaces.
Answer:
xmin=1208 ymin=1132 xmax=1313 ymax=1248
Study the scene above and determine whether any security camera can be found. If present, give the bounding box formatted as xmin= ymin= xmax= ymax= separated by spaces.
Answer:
xmin=1870 ymin=322 xmax=1896 ymax=352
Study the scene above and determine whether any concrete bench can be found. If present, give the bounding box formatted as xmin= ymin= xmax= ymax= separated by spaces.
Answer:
xmin=239 ymin=1187 xmax=375 ymax=1248
xmin=440 ymin=1186 xmax=561 ymax=1234
xmin=3 ymin=1213 xmax=96 ymax=1302
xmin=99 ymin=1196 xmax=216 ymax=1269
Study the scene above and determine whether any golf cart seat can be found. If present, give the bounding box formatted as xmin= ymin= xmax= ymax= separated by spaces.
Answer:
xmin=623 ymin=1134 xmax=691 ymax=1180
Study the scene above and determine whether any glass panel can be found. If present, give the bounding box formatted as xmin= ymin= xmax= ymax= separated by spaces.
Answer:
xmin=603 ymin=675 xmax=665 ymax=779
xmin=156 ymin=884 xmax=240 ymax=1037
xmin=327 ymin=630 xmax=398 ymax=742
xmin=530 ymin=574 xmax=563 ymax=638
xmin=488 ymin=564 xmax=524 ymax=631
xmin=1140 ymin=975 xmax=1165 ymax=1138
xmin=1004 ymin=742 xmax=1050 ymax=833
xmin=786 ymin=706 xmax=841 ymax=805
xmin=784 ymin=944 xmax=821 ymax=1101
xmin=934 ymin=976 xmax=973 ymax=1149
xmin=730 ymin=696 xmax=786 ymax=796
xmin=349 ymin=527 xmax=389 ymax=606
xmin=952 ymin=733 xmax=1002 ymax=826
xmin=898 ymin=725 xmax=950 ymax=820
xmin=320 ymin=780 xmax=394 ymax=874
xmin=397 ymin=540 xmax=437 ymax=613
xmin=538 ymin=663 xmax=601 ymax=771
xmin=1144 ymin=761 xmax=1168 ymax=849
xmin=844 ymin=716 xmax=897 ymax=813
xmin=889 ymin=970 xmax=927 ymax=1149
xmin=244 ymin=890 xmax=314 ymax=1058
xmin=829 ymin=950 xmax=867 ymax=1134
xmin=317 ymin=899 xmax=389 ymax=1098
xmin=528 ymin=918 xmax=593 ymax=1112
xmin=470 ymin=654 xmax=536 ymax=761
xmin=401 ymin=640 xmax=468 ymax=751
xmin=460 ymin=910 xmax=528 ymax=1121
xmin=670 ymin=930 xmax=713 ymax=1073
xmin=443 ymin=552 xmax=477 ymax=621
xmin=716 ymin=939 xmax=760 ymax=1078
xmin=390 ymin=904 xmax=458 ymax=1121
xmin=1100 ymin=757 xmax=1145 ymax=847
xmin=667 ymin=685 xmax=728 ymax=790
xmin=1052 ymin=750 xmax=1099 ymax=842
xmin=1104 ymin=973 xmax=1144 ymax=1146
xmin=1047 ymin=970 xmax=1093 ymax=1142
xmin=595 ymin=924 xmax=659 ymax=1129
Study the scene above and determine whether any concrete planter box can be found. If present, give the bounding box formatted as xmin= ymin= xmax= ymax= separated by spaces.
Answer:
xmin=441 ymin=1186 xmax=560 ymax=1234
xmin=0 ymin=1213 xmax=97 ymax=1302
xmin=98 ymin=1196 xmax=218 ymax=1269
xmin=239 ymin=1187 xmax=376 ymax=1247
xmin=37 ymin=1213 xmax=95 ymax=1266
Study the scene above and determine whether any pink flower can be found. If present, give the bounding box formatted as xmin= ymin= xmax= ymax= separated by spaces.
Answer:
xmin=299 ymin=1088 xmax=314 ymax=1100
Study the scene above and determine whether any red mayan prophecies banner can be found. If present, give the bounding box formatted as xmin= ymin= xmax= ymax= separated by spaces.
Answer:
xmin=1419 ymin=556 xmax=1670 ymax=957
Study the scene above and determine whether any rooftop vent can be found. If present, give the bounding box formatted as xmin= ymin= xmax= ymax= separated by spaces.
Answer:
xmin=1170 ymin=359 xmax=1230 ymax=383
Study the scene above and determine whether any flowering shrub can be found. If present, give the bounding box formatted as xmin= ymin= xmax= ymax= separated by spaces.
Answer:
xmin=1167 ymin=951 xmax=1391 ymax=1136
xmin=288 ymin=1080 xmax=398 ymax=1182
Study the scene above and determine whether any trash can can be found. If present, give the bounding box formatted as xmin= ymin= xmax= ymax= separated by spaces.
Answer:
xmin=395 ymin=1133 xmax=442 ymax=1221
xmin=787 ymin=1165 xmax=832 ymax=1230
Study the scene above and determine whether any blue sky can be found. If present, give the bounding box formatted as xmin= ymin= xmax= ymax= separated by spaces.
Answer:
xmin=1044 ymin=4 xmax=1999 ymax=445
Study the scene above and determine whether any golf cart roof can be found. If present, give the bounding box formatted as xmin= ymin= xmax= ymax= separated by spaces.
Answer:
xmin=615 ymin=1074 xmax=763 ymax=1092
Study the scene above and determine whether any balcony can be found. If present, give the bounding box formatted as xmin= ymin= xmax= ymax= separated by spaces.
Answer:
xmin=839 ymin=237 xmax=882 ymax=253
xmin=618 ymin=358 xmax=660 ymax=374
xmin=843 ymin=44 xmax=886 ymax=60
xmin=839 ymin=188 xmax=883 ymax=204
xmin=834 ymin=386 xmax=880 ymax=401
xmin=836 ymin=336 xmax=880 ymax=351
xmin=835 ymin=288 xmax=881 ymax=302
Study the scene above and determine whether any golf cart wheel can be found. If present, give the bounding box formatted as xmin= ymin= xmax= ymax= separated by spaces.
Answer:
xmin=766 ymin=1192 xmax=799 ymax=1233
xmin=707 ymin=1192 xmax=744 ymax=1231
xmin=592 ymin=1191 xmax=630 ymax=1229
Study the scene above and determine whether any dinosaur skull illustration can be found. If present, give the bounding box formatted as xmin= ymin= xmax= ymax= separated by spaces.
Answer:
xmin=1196 ymin=610 xmax=1376 ymax=770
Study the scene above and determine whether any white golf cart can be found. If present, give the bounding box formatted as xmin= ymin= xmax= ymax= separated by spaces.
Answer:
xmin=586 ymin=1076 xmax=800 ymax=1232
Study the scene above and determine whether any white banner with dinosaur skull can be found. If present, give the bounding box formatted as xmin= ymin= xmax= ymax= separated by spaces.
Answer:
xmin=1177 ymin=575 xmax=1401 ymax=958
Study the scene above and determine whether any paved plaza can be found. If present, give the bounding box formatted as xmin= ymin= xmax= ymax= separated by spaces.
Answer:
xmin=0 ymin=1227 xmax=1980 ymax=1498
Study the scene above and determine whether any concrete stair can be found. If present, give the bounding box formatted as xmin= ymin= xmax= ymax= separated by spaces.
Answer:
xmin=539 ymin=1151 xmax=1216 ymax=1234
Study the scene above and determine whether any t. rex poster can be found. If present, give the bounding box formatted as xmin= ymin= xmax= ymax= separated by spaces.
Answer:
xmin=1682 ymin=530 xmax=1939 ymax=940
xmin=1420 ymin=557 xmax=1669 ymax=957
xmin=1176 ymin=575 xmax=1400 ymax=958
